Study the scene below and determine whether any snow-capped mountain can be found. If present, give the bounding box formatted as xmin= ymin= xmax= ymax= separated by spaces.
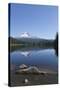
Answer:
xmin=10 ymin=32 xmax=53 ymax=47
xmin=20 ymin=32 xmax=31 ymax=38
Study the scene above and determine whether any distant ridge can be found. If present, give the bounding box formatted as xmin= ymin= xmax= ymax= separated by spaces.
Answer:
xmin=9 ymin=35 xmax=54 ymax=48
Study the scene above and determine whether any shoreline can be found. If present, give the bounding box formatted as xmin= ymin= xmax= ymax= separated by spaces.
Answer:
xmin=10 ymin=66 xmax=58 ymax=86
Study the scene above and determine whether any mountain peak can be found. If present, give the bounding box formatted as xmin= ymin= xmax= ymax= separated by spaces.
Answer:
xmin=20 ymin=32 xmax=31 ymax=38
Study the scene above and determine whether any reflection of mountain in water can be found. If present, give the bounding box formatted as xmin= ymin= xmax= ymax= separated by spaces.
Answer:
xmin=20 ymin=51 xmax=31 ymax=57
xmin=10 ymin=46 xmax=58 ymax=57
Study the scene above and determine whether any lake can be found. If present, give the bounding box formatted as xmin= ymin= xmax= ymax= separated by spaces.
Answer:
xmin=10 ymin=48 xmax=58 ymax=86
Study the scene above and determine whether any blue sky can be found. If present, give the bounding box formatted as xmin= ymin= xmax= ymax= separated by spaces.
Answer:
xmin=10 ymin=3 xmax=58 ymax=39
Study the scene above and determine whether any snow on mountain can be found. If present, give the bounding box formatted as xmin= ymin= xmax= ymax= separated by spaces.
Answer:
xmin=20 ymin=32 xmax=31 ymax=38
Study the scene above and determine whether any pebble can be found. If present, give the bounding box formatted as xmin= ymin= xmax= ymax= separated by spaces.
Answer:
xmin=25 ymin=78 xmax=28 ymax=83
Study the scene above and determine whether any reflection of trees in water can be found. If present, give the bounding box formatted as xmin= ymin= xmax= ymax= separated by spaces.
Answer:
xmin=10 ymin=45 xmax=53 ymax=53
xmin=10 ymin=45 xmax=58 ymax=57
xmin=54 ymin=48 xmax=58 ymax=56
xmin=53 ymin=33 xmax=58 ymax=56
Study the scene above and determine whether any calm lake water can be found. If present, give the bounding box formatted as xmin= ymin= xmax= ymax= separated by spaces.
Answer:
xmin=10 ymin=48 xmax=58 ymax=72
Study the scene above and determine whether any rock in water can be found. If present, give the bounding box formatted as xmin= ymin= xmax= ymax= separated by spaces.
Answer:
xmin=19 ymin=64 xmax=28 ymax=69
